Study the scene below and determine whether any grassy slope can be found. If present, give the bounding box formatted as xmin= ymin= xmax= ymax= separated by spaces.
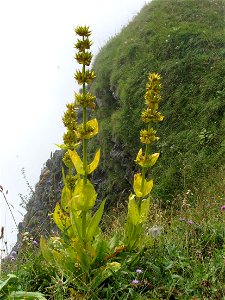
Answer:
xmin=90 ymin=0 xmax=225 ymax=204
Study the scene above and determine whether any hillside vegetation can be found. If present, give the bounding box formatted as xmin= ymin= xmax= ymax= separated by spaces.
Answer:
xmin=90 ymin=0 xmax=225 ymax=204
xmin=1 ymin=1 xmax=225 ymax=299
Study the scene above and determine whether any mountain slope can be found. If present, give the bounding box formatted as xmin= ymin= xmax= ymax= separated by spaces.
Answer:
xmin=90 ymin=0 xmax=225 ymax=204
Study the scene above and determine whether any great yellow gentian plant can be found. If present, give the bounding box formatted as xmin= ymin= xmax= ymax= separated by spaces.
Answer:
xmin=40 ymin=27 xmax=121 ymax=287
xmin=40 ymin=26 xmax=164 ymax=295
xmin=125 ymin=73 xmax=164 ymax=250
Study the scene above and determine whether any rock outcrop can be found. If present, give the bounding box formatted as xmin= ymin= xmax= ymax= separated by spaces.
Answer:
xmin=18 ymin=150 xmax=64 ymax=240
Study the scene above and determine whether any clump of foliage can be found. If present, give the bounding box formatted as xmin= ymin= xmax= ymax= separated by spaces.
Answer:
xmin=39 ymin=26 xmax=164 ymax=298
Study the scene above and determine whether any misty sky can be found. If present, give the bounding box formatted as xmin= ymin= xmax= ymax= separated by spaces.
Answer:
xmin=0 ymin=0 xmax=150 ymax=253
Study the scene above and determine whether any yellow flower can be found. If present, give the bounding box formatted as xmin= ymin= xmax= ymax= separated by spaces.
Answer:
xmin=62 ymin=103 xmax=77 ymax=130
xmin=148 ymin=73 xmax=161 ymax=81
xmin=74 ymin=70 xmax=96 ymax=85
xmin=140 ymin=128 xmax=159 ymax=144
xmin=75 ymin=51 xmax=93 ymax=66
xmin=75 ymin=92 xmax=96 ymax=109
xmin=141 ymin=108 xmax=164 ymax=123
xmin=63 ymin=130 xmax=78 ymax=147
xmin=75 ymin=38 xmax=92 ymax=51
xmin=74 ymin=25 xmax=91 ymax=37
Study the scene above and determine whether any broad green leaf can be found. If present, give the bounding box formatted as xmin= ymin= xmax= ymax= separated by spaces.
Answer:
xmin=86 ymin=199 xmax=106 ymax=241
xmin=40 ymin=236 xmax=53 ymax=263
xmin=69 ymin=150 xmax=85 ymax=175
xmin=135 ymin=149 xmax=160 ymax=168
xmin=94 ymin=238 xmax=110 ymax=262
xmin=133 ymin=173 xmax=153 ymax=198
xmin=55 ymin=142 xmax=80 ymax=150
xmin=70 ymin=208 xmax=83 ymax=241
xmin=87 ymin=148 xmax=100 ymax=174
xmin=147 ymin=153 xmax=160 ymax=167
xmin=0 ymin=274 xmax=17 ymax=291
xmin=144 ymin=178 xmax=153 ymax=196
xmin=91 ymin=262 xmax=121 ymax=289
xmin=75 ymin=243 xmax=91 ymax=272
xmin=139 ymin=197 xmax=151 ymax=223
xmin=55 ymin=143 xmax=70 ymax=150
xmin=127 ymin=194 xmax=139 ymax=225
xmin=53 ymin=203 xmax=71 ymax=232
xmin=61 ymin=186 xmax=72 ymax=212
xmin=51 ymin=249 xmax=64 ymax=266
xmin=72 ymin=179 xmax=97 ymax=211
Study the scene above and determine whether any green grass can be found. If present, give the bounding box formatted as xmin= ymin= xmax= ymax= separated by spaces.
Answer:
xmin=89 ymin=0 xmax=225 ymax=204
xmin=1 ymin=1 xmax=225 ymax=299
xmin=1 ymin=168 xmax=225 ymax=299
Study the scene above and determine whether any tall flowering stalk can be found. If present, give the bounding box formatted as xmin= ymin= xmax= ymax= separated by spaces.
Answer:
xmin=125 ymin=73 xmax=164 ymax=250
xmin=40 ymin=26 xmax=110 ymax=279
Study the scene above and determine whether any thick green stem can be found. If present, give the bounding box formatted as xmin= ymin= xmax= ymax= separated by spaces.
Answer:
xmin=82 ymin=211 xmax=87 ymax=244
xmin=81 ymin=43 xmax=88 ymax=241
xmin=83 ymin=107 xmax=88 ymax=184
xmin=140 ymin=142 xmax=150 ymax=197
xmin=82 ymin=56 xmax=88 ymax=184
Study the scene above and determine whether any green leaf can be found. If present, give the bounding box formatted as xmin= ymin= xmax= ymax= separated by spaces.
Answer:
xmin=40 ymin=236 xmax=53 ymax=263
xmin=86 ymin=199 xmax=106 ymax=241
xmin=70 ymin=208 xmax=83 ymax=241
xmin=133 ymin=173 xmax=153 ymax=198
xmin=91 ymin=262 xmax=121 ymax=289
xmin=75 ymin=243 xmax=91 ymax=272
xmin=72 ymin=179 xmax=97 ymax=211
xmin=87 ymin=149 xmax=100 ymax=174
xmin=127 ymin=194 xmax=139 ymax=225
xmin=9 ymin=291 xmax=47 ymax=299
xmin=0 ymin=274 xmax=17 ymax=291
xmin=135 ymin=149 xmax=160 ymax=168
xmin=55 ymin=142 xmax=80 ymax=150
xmin=61 ymin=186 xmax=72 ymax=212
xmin=147 ymin=153 xmax=160 ymax=167
xmin=62 ymin=167 xmax=66 ymax=184
xmin=53 ymin=203 xmax=71 ymax=232
xmin=140 ymin=197 xmax=150 ymax=223
xmin=51 ymin=249 xmax=64 ymax=267
xmin=55 ymin=143 xmax=70 ymax=150
xmin=94 ymin=238 xmax=110 ymax=262
xmin=68 ymin=150 xmax=85 ymax=175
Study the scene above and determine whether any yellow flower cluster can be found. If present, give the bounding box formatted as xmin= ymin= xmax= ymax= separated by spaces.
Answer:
xmin=141 ymin=108 xmax=164 ymax=123
xmin=75 ymin=92 xmax=96 ymax=109
xmin=140 ymin=128 xmax=159 ymax=144
xmin=140 ymin=72 xmax=164 ymax=145
xmin=62 ymin=103 xmax=78 ymax=150
xmin=74 ymin=25 xmax=91 ymax=37
xmin=73 ymin=25 xmax=96 ymax=91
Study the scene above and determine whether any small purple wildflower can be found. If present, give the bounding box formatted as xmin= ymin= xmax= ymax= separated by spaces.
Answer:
xmin=220 ymin=205 xmax=225 ymax=211
xmin=132 ymin=279 xmax=139 ymax=284
xmin=32 ymin=240 xmax=38 ymax=246
xmin=180 ymin=218 xmax=186 ymax=222
xmin=136 ymin=269 xmax=143 ymax=274
xmin=188 ymin=220 xmax=193 ymax=225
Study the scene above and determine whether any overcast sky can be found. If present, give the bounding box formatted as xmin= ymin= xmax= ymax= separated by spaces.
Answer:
xmin=0 ymin=0 xmax=150 ymax=254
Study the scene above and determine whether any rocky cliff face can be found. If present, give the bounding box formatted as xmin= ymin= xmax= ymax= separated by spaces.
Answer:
xmin=18 ymin=150 xmax=65 ymax=241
